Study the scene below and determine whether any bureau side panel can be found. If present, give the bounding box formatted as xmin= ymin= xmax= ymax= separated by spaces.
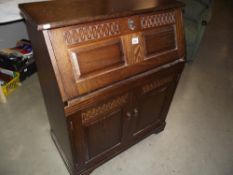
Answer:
xmin=175 ymin=8 xmax=186 ymax=59
xmin=25 ymin=24 xmax=75 ymax=173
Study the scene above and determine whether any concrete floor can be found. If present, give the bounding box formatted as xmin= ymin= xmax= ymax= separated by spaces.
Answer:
xmin=0 ymin=1 xmax=233 ymax=175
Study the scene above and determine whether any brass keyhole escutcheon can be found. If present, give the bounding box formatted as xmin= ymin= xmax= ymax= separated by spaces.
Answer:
xmin=128 ymin=19 xmax=136 ymax=31
xmin=126 ymin=112 xmax=132 ymax=120
xmin=133 ymin=108 xmax=139 ymax=116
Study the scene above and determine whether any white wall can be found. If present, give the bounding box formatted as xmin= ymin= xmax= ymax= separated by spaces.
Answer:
xmin=0 ymin=21 xmax=28 ymax=50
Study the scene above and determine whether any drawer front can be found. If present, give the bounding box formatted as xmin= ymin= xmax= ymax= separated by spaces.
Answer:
xmin=63 ymin=17 xmax=141 ymax=46
xmin=63 ymin=20 xmax=122 ymax=46
xmin=65 ymin=61 xmax=185 ymax=116
xmin=48 ymin=9 xmax=184 ymax=101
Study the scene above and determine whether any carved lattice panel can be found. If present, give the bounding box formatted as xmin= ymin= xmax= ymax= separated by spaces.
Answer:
xmin=82 ymin=94 xmax=129 ymax=126
xmin=63 ymin=21 xmax=121 ymax=45
xmin=140 ymin=11 xmax=176 ymax=29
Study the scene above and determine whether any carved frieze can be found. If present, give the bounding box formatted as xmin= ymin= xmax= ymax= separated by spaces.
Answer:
xmin=63 ymin=21 xmax=121 ymax=45
xmin=142 ymin=76 xmax=173 ymax=94
xmin=141 ymin=11 xmax=176 ymax=29
xmin=82 ymin=94 xmax=128 ymax=126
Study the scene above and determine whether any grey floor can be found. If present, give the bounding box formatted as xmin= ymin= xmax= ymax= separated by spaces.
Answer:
xmin=1 ymin=1 xmax=233 ymax=175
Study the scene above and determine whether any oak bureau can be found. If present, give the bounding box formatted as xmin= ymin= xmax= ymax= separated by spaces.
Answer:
xmin=19 ymin=0 xmax=185 ymax=174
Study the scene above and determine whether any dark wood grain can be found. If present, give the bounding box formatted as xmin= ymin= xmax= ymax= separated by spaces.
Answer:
xmin=65 ymin=61 xmax=184 ymax=116
xmin=122 ymin=32 xmax=145 ymax=64
xmin=20 ymin=1 xmax=186 ymax=175
xmin=19 ymin=0 xmax=184 ymax=30
xmin=175 ymin=8 xmax=186 ymax=59
xmin=144 ymin=26 xmax=176 ymax=56
xmin=69 ymin=38 xmax=125 ymax=78
xmin=47 ymin=12 xmax=184 ymax=100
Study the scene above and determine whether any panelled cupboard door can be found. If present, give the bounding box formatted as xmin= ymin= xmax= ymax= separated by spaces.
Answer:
xmin=131 ymin=75 xmax=178 ymax=138
xmin=68 ymin=91 xmax=132 ymax=169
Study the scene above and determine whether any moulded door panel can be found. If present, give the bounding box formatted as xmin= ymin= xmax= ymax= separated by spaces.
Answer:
xmin=130 ymin=71 xmax=180 ymax=138
xmin=69 ymin=91 xmax=132 ymax=171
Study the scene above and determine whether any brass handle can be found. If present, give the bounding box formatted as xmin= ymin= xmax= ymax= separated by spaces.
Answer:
xmin=133 ymin=108 xmax=139 ymax=116
xmin=128 ymin=19 xmax=136 ymax=31
xmin=126 ymin=112 xmax=132 ymax=120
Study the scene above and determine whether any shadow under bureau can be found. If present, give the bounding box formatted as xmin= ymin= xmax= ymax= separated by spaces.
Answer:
xmin=19 ymin=0 xmax=185 ymax=174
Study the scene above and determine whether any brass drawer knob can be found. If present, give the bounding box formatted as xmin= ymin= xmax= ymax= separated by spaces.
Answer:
xmin=128 ymin=19 xmax=136 ymax=31
xmin=126 ymin=112 xmax=132 ymax=120
xmin=133 ymin=109 xmax=139 ymax=116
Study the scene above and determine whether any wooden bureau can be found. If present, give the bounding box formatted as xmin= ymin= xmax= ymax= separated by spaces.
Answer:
xmin=19 ymin=0 xmax=185 ymax=174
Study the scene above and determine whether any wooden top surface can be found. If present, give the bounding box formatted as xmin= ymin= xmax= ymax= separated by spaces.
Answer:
xmin=19 ymin=0 xmax=184 ymax=30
